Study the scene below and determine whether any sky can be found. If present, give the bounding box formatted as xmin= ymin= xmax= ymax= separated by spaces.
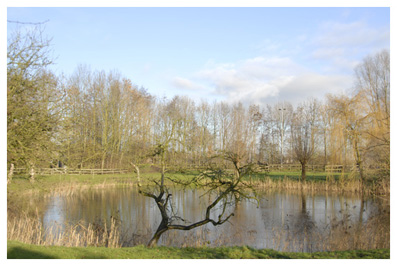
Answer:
xmin=6 ymin=5 xmax=390 ymax=106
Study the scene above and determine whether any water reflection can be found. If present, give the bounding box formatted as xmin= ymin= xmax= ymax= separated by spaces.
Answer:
xmin=41 ymin=187 xmax=386 ymax=251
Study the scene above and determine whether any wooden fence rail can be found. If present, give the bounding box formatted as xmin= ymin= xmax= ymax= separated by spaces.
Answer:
xmin=13 ymin=168 xmax=129 ymax=175
xmin=171 ymin=164 xmax=359 ymax=173
xmin=11 ymin=164 xmax=367 ymax=176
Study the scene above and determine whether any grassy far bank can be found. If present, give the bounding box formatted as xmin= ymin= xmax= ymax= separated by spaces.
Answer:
xmin=6 ymin=169 xmax=347 ymax=194
xmin=7 ymin=241 xmax=390 ymax=259
xmin=8 ymin=168 xmax=389 ymax=212
xmin=7 ymin=168 xmax=387 ymax=217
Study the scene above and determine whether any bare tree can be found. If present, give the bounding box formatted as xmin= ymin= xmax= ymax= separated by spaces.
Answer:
xmin=218 ymin=101 xmax=232 ymax=152
xmin=291 ymin=100 xmax=318 ymax=181
xmin=247 ymin=104 xmax=262 ymax=163
xmin=132 ymin=147 xmax=258 ymax=247
xmin=273 ymin=102 xmax=293 ymax=165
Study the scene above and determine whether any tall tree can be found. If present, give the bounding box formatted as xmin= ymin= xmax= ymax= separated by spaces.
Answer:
xmin=229 ymin=102 xmax=248 ymax=161
xmin=291 ymin=100 xmax=318 ymax=181
xmin=273 ymin=102 xmax=293 ymax=165
xmin=328 ymin=93 xmax=368 ymax=183
xmin=7 ymin=25 xmax=60 ymax=177
xmin=247 ymin=104 xmax=262 ymax=163
xmin=354 ymin=50 xmax=390 ymax=178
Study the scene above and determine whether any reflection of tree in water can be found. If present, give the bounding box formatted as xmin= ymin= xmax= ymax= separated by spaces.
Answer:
xmin=259 ymin=192 xmax=318 ymax=252
xmin=296 ymin=194 xmax=316 ymax=247
xmin=257 ymin=191 xmax=316 ymax=252
xmin=295 ymin=193 xmax=315 ymax=233
xmin=281 ymin=193 xmax=316 ymax=252
xmin=41 ymin=187 xmax=389 ymax=250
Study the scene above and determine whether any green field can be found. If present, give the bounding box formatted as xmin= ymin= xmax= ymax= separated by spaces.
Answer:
xmin=7 ymin=241 xmax=389 ymax=259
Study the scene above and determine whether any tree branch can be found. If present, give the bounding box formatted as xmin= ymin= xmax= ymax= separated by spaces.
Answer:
xmin=168 ymin=212 xmax=234 ymax=231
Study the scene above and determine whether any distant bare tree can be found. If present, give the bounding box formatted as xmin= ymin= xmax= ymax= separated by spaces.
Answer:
xmin=291 ymin=100 xmax=318 ymax=181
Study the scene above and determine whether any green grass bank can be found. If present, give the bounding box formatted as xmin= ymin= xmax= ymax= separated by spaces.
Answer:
xmin=7 ymin=168 xmax=389 ymax=200
xmin=7 ymin=241 xmax=390 ymax=259
xmin=5 ymin=168 xmax=368 ymax=194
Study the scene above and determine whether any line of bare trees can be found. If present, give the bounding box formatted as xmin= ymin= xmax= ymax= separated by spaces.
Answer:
xmin=7 ymin=26 xmax=389 ymax=183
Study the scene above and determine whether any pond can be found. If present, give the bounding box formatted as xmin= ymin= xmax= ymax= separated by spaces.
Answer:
xmin=41 ymin=187 xmax=389 ymax=252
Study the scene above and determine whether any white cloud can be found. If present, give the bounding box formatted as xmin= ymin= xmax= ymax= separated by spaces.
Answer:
xmin=172 ymin=76 xmax=205 ymax=91
xmin=276 ymin=73 xmax=353 ymax=104
xmin=315 ymin=21 xmax=376 ymax=47
xmin=310 ymin=20 xmax=389 ymax=71
xmin=195 ymin=56 xmax=305 ymax=95
xmin=171 ymin=56 xmax=352 ymax=106
xmin=168 ymin=18 xmax=387 ymax=106
xmin=312 ymin=47 xmax=346 ymax=60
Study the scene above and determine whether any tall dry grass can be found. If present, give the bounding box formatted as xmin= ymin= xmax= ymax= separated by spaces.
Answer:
xmin=252 ymin=175 xmax=386 ymax=195
xmin=44 ymin=180 xmax=135 ymax=198
xmin=8 ymin=209 xmax=389 ymax=252
xmin=7 ymin=212 xmax=121 ymax=248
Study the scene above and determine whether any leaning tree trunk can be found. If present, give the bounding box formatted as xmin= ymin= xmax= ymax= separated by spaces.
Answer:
xmin=131 ymin=161 xmax=170 ymax=247
xmin=130 ymin=150 xmax=244 ymax=248
xmin=147 ymin=218 xmax=169 ymax=248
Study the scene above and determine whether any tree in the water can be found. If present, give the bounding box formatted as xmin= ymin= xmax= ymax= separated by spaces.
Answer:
xmin=131 ymin=145 xmax=259 ymax=247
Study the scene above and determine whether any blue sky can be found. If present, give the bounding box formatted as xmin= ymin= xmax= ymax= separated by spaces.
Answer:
xmin=7 ymin=6 xmax=390 ymax=105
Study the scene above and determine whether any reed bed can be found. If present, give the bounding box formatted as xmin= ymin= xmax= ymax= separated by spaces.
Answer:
xmin=251 ymin=175 xmax=385 ymax=195
xmin=7 ymin=210 xmax=389 ymax=252
xmin=43 ymin=180 xmax=136 ymax=198
xmin=7 ymin=212 xmax=121 ymax=248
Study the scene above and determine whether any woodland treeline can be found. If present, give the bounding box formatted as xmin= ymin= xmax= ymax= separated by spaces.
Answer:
xmin=7 ymin=26 xmax=390 ymax=182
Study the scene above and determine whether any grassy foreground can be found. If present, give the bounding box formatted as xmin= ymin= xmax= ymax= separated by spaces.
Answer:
xmin=7 ymin=241 xmax=389 ymax=259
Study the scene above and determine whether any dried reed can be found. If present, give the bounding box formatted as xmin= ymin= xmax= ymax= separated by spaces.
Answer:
xmin=252 ymin=176 xmax=376 ymax=195
xmin=7 ymin=212 xmax=121 ymax=248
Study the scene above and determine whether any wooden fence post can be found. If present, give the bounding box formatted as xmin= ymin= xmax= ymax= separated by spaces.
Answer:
xmin=7 ymin=163 xmax=14 ymax=184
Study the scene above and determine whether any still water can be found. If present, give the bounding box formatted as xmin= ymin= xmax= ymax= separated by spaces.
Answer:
xmin=41 ymin=187 xmax=386 ymax=251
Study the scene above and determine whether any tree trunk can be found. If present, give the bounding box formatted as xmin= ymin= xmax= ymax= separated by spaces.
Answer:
xmin=147 ymin=222 xmax=169 ymax=248
xmin=323 ymin=131 xmax=327 ymax=166
xmin=301 ymin=161 xmax=306 ymax=182
xmin=352 ymin=136 xmax=365 ymax=186
xmin=101 ymin=152 xmax=106 ymax=171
